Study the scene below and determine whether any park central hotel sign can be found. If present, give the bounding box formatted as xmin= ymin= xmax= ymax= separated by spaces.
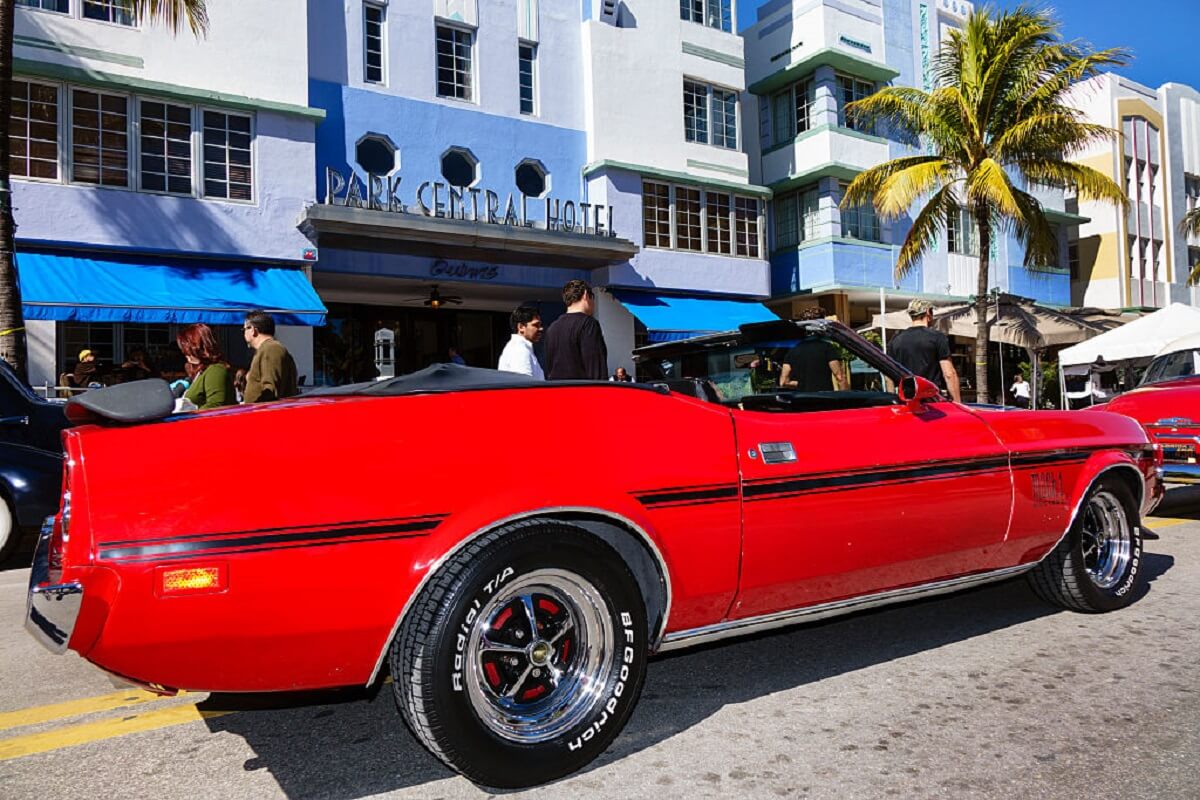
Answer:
xmin=323 ymin=167 xmax=619 ymax=238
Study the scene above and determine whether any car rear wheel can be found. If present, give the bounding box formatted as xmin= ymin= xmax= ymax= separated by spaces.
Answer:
xmin=1028 ymin=477 xmax=1143 ymax=612
xmin=390 ymin=520 xmax=648 ymax=788
xmin=0 ymin=496 xmax=17 ymax=564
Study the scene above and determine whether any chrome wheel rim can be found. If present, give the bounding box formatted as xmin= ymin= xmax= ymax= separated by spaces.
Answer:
xmin=1080 ymin=490 xmax=1132 ymax=590
xmin=465 ymin=569 xmax=614 ymax=743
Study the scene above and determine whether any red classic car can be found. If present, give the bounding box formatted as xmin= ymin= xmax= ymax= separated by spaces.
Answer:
xmin=27 ymin=320 xmax=1159 ymax=787
xmin=1088 ymin=337 xmax=1200 ymax=486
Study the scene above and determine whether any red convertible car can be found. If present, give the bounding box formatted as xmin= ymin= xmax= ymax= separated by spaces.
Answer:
xmin=27 ymin=320 xmax=1159 ymax=787
xmin=1089 ymin=338 xmax=1200 ymax=486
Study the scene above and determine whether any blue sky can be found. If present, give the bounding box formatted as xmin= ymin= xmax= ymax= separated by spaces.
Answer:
xmin=737 ymin=1 xmax=1200 ymax=90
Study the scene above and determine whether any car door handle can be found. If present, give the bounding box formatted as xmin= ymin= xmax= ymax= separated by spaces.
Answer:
xmin=0 ymin=416 xmax=29 ymax=426
xmin=757 ymin=442 xmax=797 ymax=464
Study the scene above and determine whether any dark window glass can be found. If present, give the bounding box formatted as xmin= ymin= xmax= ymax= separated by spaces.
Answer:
xmin=10 ymin=80 xmax=59 ymax=180
xmin=441 ymin=149 xmax=476 ymax=187
xmin=364 ymin=3 xmax=385 ymax=83
xmin=140 ymin=100 xmax=192 ymax=194
xmin=515 ymin=162 xmax=546 ymax=197
xmin=356 ymin=136 xmax=395 ymax=174
xmin=519 ymin=42 xmax=536 ymax=115
xmin=202 ymin=110 xmax=253 ymax=200
xmin=436 ymin=25 xmax=473 ymax=101
xmin=72 ymin=89 xmax=128 ymax=187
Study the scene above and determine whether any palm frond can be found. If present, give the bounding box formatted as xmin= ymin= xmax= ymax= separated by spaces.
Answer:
xmin=127 ymin=0 xmax=209 ymax=35
xmin=876 ymin=159 xmax=956 ymax=217
xmin=896 ymin=184 xmax=958 ymax=280
xmin=1180 ymin=206 xmax=1200 ymax=239
xmin=966 ymin=158 xmax=1022 ymax=220
xmin=1017 ymin=160 xmax=1128 ymax=208
xmin=1009 ymin=189 xmax=1060 ymax=269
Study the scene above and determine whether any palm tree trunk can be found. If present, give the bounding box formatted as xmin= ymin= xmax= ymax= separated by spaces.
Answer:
xmin=0 ymin=0 xmax=27 ymax=376
xmin=974 ymin=209 xmax=991 ymax=403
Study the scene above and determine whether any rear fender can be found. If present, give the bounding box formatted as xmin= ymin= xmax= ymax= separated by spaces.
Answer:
xmin=365 ymin=501 xmax=672 ymax=687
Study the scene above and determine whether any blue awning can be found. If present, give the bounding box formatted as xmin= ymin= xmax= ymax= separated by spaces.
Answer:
xmin=612 ymin=291 xmax=779 ymax=342
xmin=18 ymin=251 xmax=327 ymax=326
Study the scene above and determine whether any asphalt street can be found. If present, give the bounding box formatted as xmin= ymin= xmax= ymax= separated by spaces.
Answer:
xmin=1 ymin=489 xmax=1198 ymax=800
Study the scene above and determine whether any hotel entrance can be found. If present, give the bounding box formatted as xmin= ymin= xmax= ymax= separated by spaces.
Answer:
xmin=313 ymin=302 xmax=511 ymax=386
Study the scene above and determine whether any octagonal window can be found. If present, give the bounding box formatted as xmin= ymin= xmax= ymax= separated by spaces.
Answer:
xmin=356 ymin=134 xmax=397 ymax=175
xmin=515 ymin=159 xmax=549 ymax=198
xmin=440 ymin=147 xmax=478 ymax=187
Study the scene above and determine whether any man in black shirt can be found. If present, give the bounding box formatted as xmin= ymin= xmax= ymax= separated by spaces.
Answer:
xmin=778 ymin=308 xmax=847 ymax=391
xmin=543 ymin=280 xmax=609 ymax=381
xmin=887 ymin=299 xmax=962 ymax=402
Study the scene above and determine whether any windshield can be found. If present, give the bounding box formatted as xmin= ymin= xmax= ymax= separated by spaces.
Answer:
xmin=636 ymin=331 xmax=891 ymax=404
xmin=1139 ymin=348 xmax=1200 ymax=386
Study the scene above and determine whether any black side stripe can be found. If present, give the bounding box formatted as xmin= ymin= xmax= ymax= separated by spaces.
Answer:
xmin=99 ymin=513 xmax=447 ymax=548
xmin=634 ymin=484 xmax=740 ymax=508
xmin=744 ymin=450 xmax=1095 ymax=501
xmin=98 ymin=516 xmax=445 ymax=561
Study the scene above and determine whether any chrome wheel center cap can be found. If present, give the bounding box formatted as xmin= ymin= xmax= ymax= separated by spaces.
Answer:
xmin=529 ymin=641 xmax=553 ymax=666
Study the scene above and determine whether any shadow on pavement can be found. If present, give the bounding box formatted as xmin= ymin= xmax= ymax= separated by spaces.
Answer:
xmin=1153 ymin=486 xmax=1200 ymax=521
xmin=199 ymin=575 xmax=1152 ymax=799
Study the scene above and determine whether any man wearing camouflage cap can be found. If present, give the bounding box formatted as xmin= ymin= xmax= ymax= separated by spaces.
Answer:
xmin=887 ymin=299 xmax=961 ymax=403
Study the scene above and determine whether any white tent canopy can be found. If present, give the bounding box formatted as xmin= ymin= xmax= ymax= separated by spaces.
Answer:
xmin=1057 ymin=303 xmax=1200 ymax=368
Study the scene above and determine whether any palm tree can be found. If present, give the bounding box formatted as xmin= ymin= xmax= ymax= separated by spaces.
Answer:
xmin=1182 ymin=206 xmax=1200 ymax=284
xmin=0 ymin=0 xmax=208 ymax=375
xmin=842 ymin=6 xmax=1127 ymax=403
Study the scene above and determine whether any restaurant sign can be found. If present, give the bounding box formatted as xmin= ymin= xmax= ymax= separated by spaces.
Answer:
xmin=323 ymin=167 xmax=619 ymax=238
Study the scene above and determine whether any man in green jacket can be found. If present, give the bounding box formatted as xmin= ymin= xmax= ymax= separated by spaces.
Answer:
xmin=242 ymin=310 xmax=299 ymax=403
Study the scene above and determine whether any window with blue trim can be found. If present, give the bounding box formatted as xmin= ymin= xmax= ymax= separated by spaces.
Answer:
xmin=680 ymin=0 xmax=731 ymax=33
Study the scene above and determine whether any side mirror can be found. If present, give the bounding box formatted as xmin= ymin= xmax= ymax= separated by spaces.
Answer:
xmin=897 ymin=375 xmax=940 ymax=410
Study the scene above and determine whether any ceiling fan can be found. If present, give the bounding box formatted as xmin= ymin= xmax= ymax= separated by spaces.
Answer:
xmin=422 ymin=285 xmax=463 ymax=309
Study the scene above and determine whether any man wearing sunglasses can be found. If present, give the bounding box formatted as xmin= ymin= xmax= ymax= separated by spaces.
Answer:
xmin=242 ymin=310 xmax=299 ymax=403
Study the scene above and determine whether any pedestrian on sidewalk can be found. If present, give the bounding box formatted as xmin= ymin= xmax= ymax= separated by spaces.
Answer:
xmin=177 ymin=323 xmax=236 ymax=410
xmin=1011 ymin=373 xmax=1032 ymax=409
xmin=887 ymin=299 xmax=962 ymax=403
xmin=497 ymin=305 xmax=545 ymax=379
xmin=543 ymin=280 xmax=608 ymax=381
xmin=242 ymin=310 xmax=299 ymax=403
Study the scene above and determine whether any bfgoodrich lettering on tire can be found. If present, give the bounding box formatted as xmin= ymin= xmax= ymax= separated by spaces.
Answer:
xmin=1028 ymin=477 xmax=1144 ymax=613
xmin=390 ymin=520 xmax=648 ymax=788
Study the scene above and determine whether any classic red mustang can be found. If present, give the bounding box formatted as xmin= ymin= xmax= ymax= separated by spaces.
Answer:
xmin=27 ymin=320 xmax=1160 ymax=787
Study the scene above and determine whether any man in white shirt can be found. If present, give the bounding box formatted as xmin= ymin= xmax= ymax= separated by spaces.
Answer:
xmin=497 ymin=305 xmax=545 ymax=379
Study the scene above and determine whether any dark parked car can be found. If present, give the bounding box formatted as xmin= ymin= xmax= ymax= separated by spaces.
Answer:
xmin=0 ymin=361 xmax=68 ymax=562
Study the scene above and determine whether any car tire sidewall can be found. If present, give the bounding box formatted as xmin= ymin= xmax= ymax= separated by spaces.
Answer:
xmin=1069 ymin=479 xmax=1142 ymax=611
xmin=427 ymin=531 xmax=647 ymax=787
xmin=0 ymin=494 xmax=16 ymax=564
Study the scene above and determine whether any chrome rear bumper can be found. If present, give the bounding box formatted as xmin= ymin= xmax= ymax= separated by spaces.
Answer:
xmin=1161 ymin=463 xmax=1200 ymax=485
xmin=25 ymin=518 xmax=83 ymax=654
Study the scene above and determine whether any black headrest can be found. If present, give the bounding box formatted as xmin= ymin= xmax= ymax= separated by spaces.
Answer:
xmin=65 ymin=379 xmax=176 ymax=425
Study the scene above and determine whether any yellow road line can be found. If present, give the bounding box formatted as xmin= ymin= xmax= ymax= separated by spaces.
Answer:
xmin=0 ymin=688 xmax=189 ymax=733
xmin=1147 ymin=518 xmax=1193 ymax=529
xmin=0 ymin=702 xmax=231 ymax=761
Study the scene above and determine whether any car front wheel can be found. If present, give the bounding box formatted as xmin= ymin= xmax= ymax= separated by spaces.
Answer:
xmin=1028 ymin=476 xmax=1144 ymax=612
xmin=390 ymin=520 xmax=648 ymax=788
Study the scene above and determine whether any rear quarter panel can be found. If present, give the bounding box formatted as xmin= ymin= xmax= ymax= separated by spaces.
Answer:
xmin=67 ymin=385 xmax=741 ymax=691
xmin=974 ymin=409 xmax=1155 ymax=566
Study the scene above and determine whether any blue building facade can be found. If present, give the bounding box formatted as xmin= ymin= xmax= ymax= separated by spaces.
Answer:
xmin=743 ymin=0 xmax=1074 ymax=327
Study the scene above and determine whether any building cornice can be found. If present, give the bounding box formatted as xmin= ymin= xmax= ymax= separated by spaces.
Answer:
xmin=13 ymin=58 xmax=326 ymax=121
xmin=584 ymin=160 xmax=772 ymax=198
xmin=748 ymin=47 xmax=900 ymax=96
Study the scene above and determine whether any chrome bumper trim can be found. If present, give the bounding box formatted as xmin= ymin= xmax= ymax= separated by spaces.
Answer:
xmin=25 ymin=518 xmax=83 ymax=655
xmin=1161 ymin=463 xmax=1200 ymax=485
xmin=657 ymin=563 xmax=1032 ymax=653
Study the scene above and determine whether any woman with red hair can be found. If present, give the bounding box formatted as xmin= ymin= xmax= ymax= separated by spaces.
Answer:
xmin=177 ymin=324 xmax=236 ymax=410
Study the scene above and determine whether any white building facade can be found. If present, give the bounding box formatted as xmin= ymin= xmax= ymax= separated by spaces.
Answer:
xmin=10 ymin=0 xmax=325 ymax=389
xmin=1066 ymin=74 xmax=1200 ymax=309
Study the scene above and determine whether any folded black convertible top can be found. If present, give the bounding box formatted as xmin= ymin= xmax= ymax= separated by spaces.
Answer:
xmin=308 ymin=363 xmax=544 ymax=397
